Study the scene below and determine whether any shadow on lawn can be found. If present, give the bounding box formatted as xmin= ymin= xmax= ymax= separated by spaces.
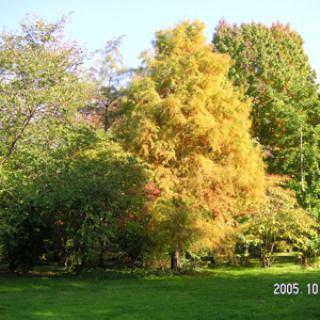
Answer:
xmin=0 ymin=264 xmax=213 ymax=280
xmin=1 ymin=265 xmax=320 ymax=320
xmin=1 ymin=262 xmax=320 ymax=280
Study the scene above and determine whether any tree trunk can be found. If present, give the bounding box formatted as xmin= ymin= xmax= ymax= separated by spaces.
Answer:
xmin=170 ymin=250 xmax=181 ymax=271
xmin=104 ymin=102 xmax=110 ymax=131
xmin=98 ymin=240 xmax=105 ymax=268
xmin=300 ymin=125 xmax=305 ymax=193
xmin=302 ymin=255 xmax=308 ymax=267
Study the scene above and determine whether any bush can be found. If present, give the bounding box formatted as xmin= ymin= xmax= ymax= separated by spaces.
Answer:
xmin=244 ymin=176 xmax=319 ymax=267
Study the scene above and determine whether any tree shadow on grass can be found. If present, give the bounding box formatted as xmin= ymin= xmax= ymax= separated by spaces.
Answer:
xmin=1 ymin=266 xmax=320 ymax=320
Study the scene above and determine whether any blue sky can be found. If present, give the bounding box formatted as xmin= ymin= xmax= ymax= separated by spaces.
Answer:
xmin=1 ymin=0 xmax=319 ymax=80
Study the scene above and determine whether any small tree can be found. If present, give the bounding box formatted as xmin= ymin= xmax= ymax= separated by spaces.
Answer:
xmin=48 ymin=136 xmax=149 ymax=271
xmin=0 ymin=125 xmax=151 ymax=272
xmin=245 ymin=176 xmax=319 ymax=267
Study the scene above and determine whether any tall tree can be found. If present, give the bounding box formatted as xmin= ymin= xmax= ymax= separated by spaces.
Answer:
xmin=113 ymin=21 xmax=265 ymax=269
xmin=0 ymin=15 xmax=86 ymax=165
xmin=213 ymin=21 xmax=320 ymax=217
xmin=83 ymin=36 xmax=131 ymax=131
xmin=0 ymin=16 xmax=93 ymax=271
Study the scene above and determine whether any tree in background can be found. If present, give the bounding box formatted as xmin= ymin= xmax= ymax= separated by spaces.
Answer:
xmin=82 ymin=36 xmax=132 ymax=131
xmin=244 ymin=175 xmax=319 ymax=267
xmin=213 ymin=21 xmax=320 ymax=217
xmin=113 ymin=21 xmax=265 ymax=269
xmin=0 ymin=15 xmax=87 ymax=166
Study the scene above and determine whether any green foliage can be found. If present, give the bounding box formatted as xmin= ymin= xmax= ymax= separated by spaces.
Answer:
xmin=0 ymin=15 xmax=86 ymax=165
xmin=0 ymin=125 xmax=150 ymax=271
xmin=213 ymin=21 xmax=320 ymax=217
xmin=0 ymin=16 xmax=152 ymax=272
xmin=47 ymin=134 xmax=150 ymax=271
xmin=0 ymin=124 xmax=90 ymax=270
xmin=0 ymin=188 xmax=49 ymax=272
xmin=244 ymin=176 xmax=319 ymax=267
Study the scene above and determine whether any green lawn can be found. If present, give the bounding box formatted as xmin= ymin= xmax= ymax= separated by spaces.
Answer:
xmin=1 ymin=265 xmax=320 ymax=320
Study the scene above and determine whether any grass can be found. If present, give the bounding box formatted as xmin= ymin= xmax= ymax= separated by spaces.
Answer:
xmin=1 ymin=264 xmax=320 ymax=319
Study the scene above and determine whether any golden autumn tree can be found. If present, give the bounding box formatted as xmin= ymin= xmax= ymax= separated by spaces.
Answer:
xmin=113 ymin=21 xmax=265 ymax=269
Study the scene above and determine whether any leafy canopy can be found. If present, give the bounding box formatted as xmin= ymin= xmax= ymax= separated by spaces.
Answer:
xmin=0 ymin=15 xmax=87 ymax=165
xmin=114 ymin=21 xmax=266 ymax=254
xmin=213 ymin=21 xmax=320 ymax=216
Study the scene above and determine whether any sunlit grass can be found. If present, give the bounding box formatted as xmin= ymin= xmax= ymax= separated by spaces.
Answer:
xmin=1 ymin=264 xmax=320 ymax=319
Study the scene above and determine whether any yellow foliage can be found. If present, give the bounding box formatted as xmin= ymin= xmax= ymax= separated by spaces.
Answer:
xmin=113 ymin=20 xmax=266 ymax=253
